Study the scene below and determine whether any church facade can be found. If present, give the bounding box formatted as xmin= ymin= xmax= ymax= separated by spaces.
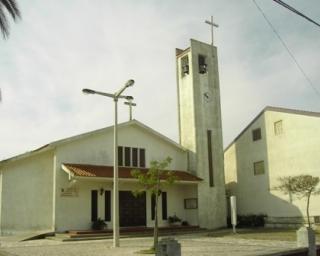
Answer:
xmin=0 ymin=39 xmax=227 ymax=234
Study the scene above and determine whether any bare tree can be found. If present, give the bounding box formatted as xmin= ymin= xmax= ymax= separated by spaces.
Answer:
xmin=0 ymin=0 xmax=21 ymax=39
xmin=275 ymin=175 xmax=320 ymax=228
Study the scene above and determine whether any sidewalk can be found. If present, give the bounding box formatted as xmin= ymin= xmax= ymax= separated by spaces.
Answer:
xmin=0 ymin=233 xmax=298 ymax=256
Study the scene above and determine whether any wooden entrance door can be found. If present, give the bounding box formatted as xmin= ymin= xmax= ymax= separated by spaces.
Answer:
xmin=119 ymin=191 xmax=146 ymax=227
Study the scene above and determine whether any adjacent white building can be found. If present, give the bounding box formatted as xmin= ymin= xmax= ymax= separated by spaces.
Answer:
xmin=0 ymin=39 xmax=227 ymax=234
xmin=224 ymin=106 xmax=320 ymax=227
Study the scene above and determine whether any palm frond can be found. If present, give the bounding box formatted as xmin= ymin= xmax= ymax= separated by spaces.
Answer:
xmin=0 ymin=7 xmax=9 ymax=38
xmin=0 ymin=0 xmax=21 ymax=39
xmin=1 ymin=0 xmax=21 ymax=20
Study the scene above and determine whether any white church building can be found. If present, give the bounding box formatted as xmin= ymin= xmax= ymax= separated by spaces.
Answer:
xmin=0 ymin=39 xmax=227 ymax=234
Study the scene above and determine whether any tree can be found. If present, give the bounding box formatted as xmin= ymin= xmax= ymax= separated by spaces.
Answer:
xmin=131 ymin=156 xmax=175 ymax=253
xmin=0 ymin=0 xmax=21 ymax=39
xmin=275 ymin=175 xmax=320 ymax=228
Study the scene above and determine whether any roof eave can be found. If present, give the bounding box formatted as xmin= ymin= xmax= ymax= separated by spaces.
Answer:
xmin=69 ymin=175 xmax=200 ymax=184
xmin=0 ymin=145 xmax=54 ymax=166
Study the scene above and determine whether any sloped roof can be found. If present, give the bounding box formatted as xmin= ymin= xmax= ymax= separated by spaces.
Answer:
xmin=224 ymin=106 xmax=320 ymax=152
xmin=0 ymin=119 xmax=185 ymax=165
xmin=62 ymin=163 xmax=202 ymax=182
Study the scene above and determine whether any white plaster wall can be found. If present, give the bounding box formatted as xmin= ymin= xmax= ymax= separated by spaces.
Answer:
xmin=224 ymin=144 xmax=238 ymax=196
xmin=148 ymin=183 xmax=198 ymax=227
xmin=224 ymin=114 xmax=270 ymax=216
xmin=224 ymin=144 xmax=237 ymax=185
xmin=265 ymin=111 xmax=320 ymax=217
xmin=0 ymin=152 xmax=54 ymax=234
xmin=224 ymin=110 xmax=320 ymax=220
xmin=176 ymin=50 xmax=197 ymax=173
xmin=55 ymin=179 xmax=113 ymax=231
xmin=55 ymin=124 xmax=187 ymax=169
xmin=54 ymin=124 xmax=189 ymax=231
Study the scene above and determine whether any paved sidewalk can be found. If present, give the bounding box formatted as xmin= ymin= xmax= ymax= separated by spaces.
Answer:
xmin=0 ymin=233 xmax=298 ymax=256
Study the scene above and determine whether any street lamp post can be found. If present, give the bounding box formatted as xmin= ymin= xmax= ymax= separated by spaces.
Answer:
xmin=82 ymin=79 xmax=134 ymax=248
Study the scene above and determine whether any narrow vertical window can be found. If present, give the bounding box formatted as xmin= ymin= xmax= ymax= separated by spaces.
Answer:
xmin=151 ymin=194 xmax=156 ymax=220
xmin=139 ymin=148 xmax=146 ymax=168
xmin=162 ymin=192 xmax=167 ymax=220
xmin=124 ymin=147 xmax=131 ymax=167
xmin=207 ymin=130 xmax=214 ymax=187
xmin=104 ymin=190 xmax=111 ymax=221
xmin=91 ymin=190 xmax=98 ymax=222
xmin=132 ymin=148 xmax=138 ymax=167
xmin=118 ymin=146 xmax=123 ymax=166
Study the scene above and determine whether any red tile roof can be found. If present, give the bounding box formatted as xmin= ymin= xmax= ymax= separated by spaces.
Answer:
xmin=63 ymin=163 xmax=202 ymax=182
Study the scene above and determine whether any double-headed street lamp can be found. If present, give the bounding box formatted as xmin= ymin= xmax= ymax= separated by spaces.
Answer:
xmin=82 ymin=79 xmax=134 ymax=248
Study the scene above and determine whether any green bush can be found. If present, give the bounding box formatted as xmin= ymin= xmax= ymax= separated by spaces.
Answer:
xmin=92 ymin=218 xmax=107 ymax=230
xmin=227 ymin=214 xmax=266 ymax=228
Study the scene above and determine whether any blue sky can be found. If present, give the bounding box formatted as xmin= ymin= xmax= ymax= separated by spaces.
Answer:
xmin=1 ymin=0 xmax=320 ymax=160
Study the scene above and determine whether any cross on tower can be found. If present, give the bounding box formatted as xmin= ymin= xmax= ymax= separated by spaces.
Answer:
xmin=124 ymin=100 xmax=136 ymax=121
xmin=205 ymin=16 xmax=219 ymax=45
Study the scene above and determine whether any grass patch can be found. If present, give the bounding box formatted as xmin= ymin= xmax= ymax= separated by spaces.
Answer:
xmin=207 ymin=228 xmax=320 ymax=242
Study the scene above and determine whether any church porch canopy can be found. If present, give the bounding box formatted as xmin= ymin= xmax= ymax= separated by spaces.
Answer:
xmin=61 ymin=163 xmax=202 ymax=184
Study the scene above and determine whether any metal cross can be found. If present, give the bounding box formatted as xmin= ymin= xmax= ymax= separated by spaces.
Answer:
xmin=124 ymin=100 xmax=136 ymax=121
xmin=205 ymin=16 xmax=219 ymax=45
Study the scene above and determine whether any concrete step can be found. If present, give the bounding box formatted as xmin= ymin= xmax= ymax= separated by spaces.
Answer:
xmin=51 ymin=227 xmax=206 ymax=242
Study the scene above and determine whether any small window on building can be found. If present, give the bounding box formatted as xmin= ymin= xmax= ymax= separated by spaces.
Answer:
xmin=274 ymin=120 xmax=283 ymax=135
xmin=198 ymin=55 xmax=207 ymax=74
xmin=181 ymin=55 xmax=189 ymax=76
xmin=254 ymin=161 xmax=265 ymax=175
xmin=124 ymin=147 xmax=131 ymax=167
xmin=252 ymin=128 xmax=262 ymax=141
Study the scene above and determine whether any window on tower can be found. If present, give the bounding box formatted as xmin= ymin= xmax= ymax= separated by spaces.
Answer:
xmin=198 ymin=55 xmax=207 ymax=74
xmin=207 ymin=130 xmax=214 ymax=187
xmin=181 ymin=55 xmax=189 ymax=77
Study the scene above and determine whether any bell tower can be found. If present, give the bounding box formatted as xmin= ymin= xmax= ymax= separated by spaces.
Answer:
xmin=176 ymin=39 xmax=226 ymax=229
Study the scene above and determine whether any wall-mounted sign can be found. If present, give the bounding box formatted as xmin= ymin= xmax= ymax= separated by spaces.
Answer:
xmin=184 ymin=198 xmax=198 ymax=209
xmin=61 ymin=187 xmax=78 ymax=197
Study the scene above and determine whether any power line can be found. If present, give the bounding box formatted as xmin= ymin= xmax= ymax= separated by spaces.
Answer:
xmin=272 ymin=0 xmax=320 ymax=29
xmin=252 ymin=0 xmax=320 ymax=99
